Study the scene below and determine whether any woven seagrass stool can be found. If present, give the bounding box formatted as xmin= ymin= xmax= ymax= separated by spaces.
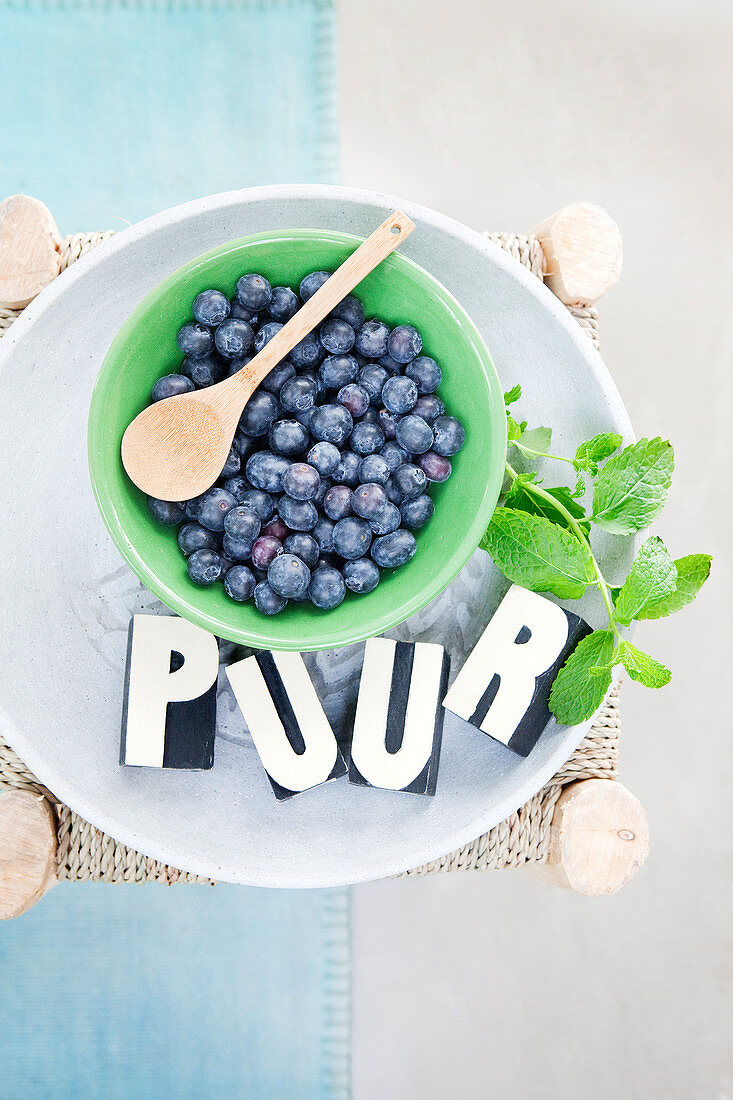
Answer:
xmin=0 ymin=197 xmax=648 ymax=919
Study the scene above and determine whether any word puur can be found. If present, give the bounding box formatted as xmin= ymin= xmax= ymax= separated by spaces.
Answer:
xmin=443 ymin=584 xmax=590 ymax=755
xmin=349 ymin=637 xmax=449 ymax=794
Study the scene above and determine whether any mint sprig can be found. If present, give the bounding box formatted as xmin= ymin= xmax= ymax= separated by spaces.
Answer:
xmin=483 ymin=388 xmax=712 ymax=726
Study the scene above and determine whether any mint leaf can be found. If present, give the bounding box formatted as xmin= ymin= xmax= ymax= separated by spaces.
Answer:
xmin=616 ymin=640 xmax=671 ymax=688
xmin=572 ymin=470 xmax=587 ymax=498
xmin=481 ymin=508 xmax=594 ymax=599
xmin=574 ymin=432 xmax=622 ymax=476
xmin=506 ymin=415 xmax=522 ymax=442
xmin=504 ymin=385 xmax=522 ymax=406
xmin=636 ymin=554 xmax=712 ymax=619
xmin=518 ymin=426 xmax=552 ymax=453
xmin=549 ymin=630 xmax=615 ymax=725
xmin=591 ymin=437 xmax=674 ymax=534
xmin=504 ymin=482 xmax=587 ymax=533
xmin=612 ymin=536 xmax=677 ymax=626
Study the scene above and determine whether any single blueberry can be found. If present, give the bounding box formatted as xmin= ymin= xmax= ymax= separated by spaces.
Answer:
xmin=433 ymin=415 xmax=466 ymax=456
xmin=395 ymin=414 xmax=434 ymax=455
xmin=319 ymin=353 xmax=358 ymax=390
xmin=220 ymin=446 xmax=240 ymax=478
xmin=254 ymin=321 xmax=284 ymax=354
xmin=319 ymin=318 xmax=355 ymax=355
xmin=393 ymin=463 xmax=428 ymax=500
xmin=182 ymin=355 xmax=223 ymax=388
xmin=343 ymin=557 xmax=380 ymax=594
xmin=289 ymin=332 xmax=322 ymax=369
xmin=193 ymin=289 xmax=230 ymax=327
xmin=380 ymin=441 xmax=408 ymax=471
xmin=307 ymin=441 xmax=341 ymax=476
xmin=354 ymin=320 xmax=390 ymax=359
xmin=350 ymin=421 xmax=385 ymax=456
xmin=351 ymin=482 xmax=388 ymax=522
xmin=417 ymin=451 xmax=452 ymax=483
xmin=377 ymin=408 xmax=400 ymax=440
xmin=214 ymin=318 xmax=255 ymax=360
xmin=310 ymin=404 xmax=354 ymax=446
xmin=177 ymin=322 xmax=214 ymax=359
xmin=358 ymin=454 xmax=390 ymax=485
xmin=333 ymin=516 xmax=372 ymax=560
xmin=238 ymin=390 xmax=280 ymax=436
xmin=268 ymin=553 xmax=311 ymax=599
xmin=300 ymin=270 xmax=330 ymax=301
xmin=406 ymin=355 xmax=442 ymax=394
xmin=187 ymin=549 xmax=224 ymax=586
xmin=312 ymin=516 xmax=335 ymax=554
xmin=357 ymin=363 xmax=390 ymax=406
xmin=178 ymin=522 xmax=218 ymax=556
xmin=152 ymin=374 xmax=195 ymax=402
xmin=246 ymin=451 xmax=290 ymax=493
xmin=413 ymin=394 xmax=445 ymax=423
xmin=239 ymin=488 xmax=276 ymax=522
xmin=324 ymin=485 xmax=353 ymax=521
xmin=230 ymin=299 xmax=258 ymax=323
xmin=400 ymin=494 xmax=435 ymax=530
xmin=382 ymin=375 xmax=418 ymax=414
xmin=222 ymin=533 xmax=253 ymax=562
xmin=331 ymin=294 xmax=365 ymax=329
xmin=371 ymin=530 xmax=417 ymax=568
xmin=369 ymin=502 xmax=401 ymax=535
xmin=309 ymin=566 xmax=346 ymax=610
xmin=337 ymin=382 xmax=370 ymax=419
xmin=263 ymin=516 xmax=290 ymax=541
xmin=267 ymin=286 xmax=299 ymax=323
xmin=224 ymin=505 xmax=261 ymax=545
xmin=282 ymin=462 xmax=321 ymax=501
xmin=333 ymin=450 xmax=361 ymax=487
xmin=251 ymin=535 xmax=284 ymax=571
xmin=197 ymin=487 xmax=238 ymax=532
xmin=254 ymin=580 xmax=287 ymax=615
xmin=387 ymin=324 xmax=422 ymax=364
xmin=259 ymin=360 xmax=295 ymax=395
xmin=278 ymin=496 xmax=318 ymax=531
xmin=284 ymin=533 xmax=320 ymax=570
xmin=236 ymin=273 xmax=272 ymax=311
xmin=280 ymin=375 xmax=318 ymax=413
xmin=268 ymin=418 xmax=309 ymax=456
xmin=224 ymin=565 xmax=256 ymax=602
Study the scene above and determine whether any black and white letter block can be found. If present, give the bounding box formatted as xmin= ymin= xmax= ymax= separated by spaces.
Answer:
xmin=443 ymin=585 xmax=590 ymax=756
xmin=121 ymin=614 xmax=219 ymax=769
xmin=349 ymin=638 xmax=450 ymax=795
xmin=225 ymin=651 xmax=347 ymax=799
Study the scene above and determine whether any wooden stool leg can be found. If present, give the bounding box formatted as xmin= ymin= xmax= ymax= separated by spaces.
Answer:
xmin=0 ymin=790 xmax=58 ymax=919
xmin=526 ymin=779 xmax=649 ymax=896
xmin=533 ymin=203 xmax=623 ymax=307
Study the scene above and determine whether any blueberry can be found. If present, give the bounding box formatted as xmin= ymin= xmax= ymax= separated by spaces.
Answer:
xmin=246 ymin=451 xmax=290 ymax=492
xmin=260 ymin=360 xmax=296 ymax=395
xmin=413 ymin=394 xmax=445 ymax=423
xmin=197 ymin=487 xmax=238 ymax=532
xmin=251 ymin=535 xmax=284 ymax=571
xmin=283 ymin=462 xmax=321 ymax=501
xmin=284 ymin=533 xmax=320 ymax=570
xmin=355 ymin=320 xmax=390 ymax=359
xmin=263 ymin=516 xmax=290 ymax=541
xmin=236 ymin=273 xmax=272 ymax=311
xmin=351 ymin=482 xmax=388 ymax=521
xmin=333 ymin=516 xmax=372 ymax=560
xmin=187 ymin=549 xmax=224 ymax=585
xmin=400 ymin=494 xmax=435 ymax=530
xmin=433 ymin=415 xmax=466 ymax=456
xmin=333 ymin=450 xmax=361 ymax=487
xmin=300 ymin=270 xmax=330 ymax=301
xmin=312 ymin=516 xmax=335 ymax=554
xmin=193 ymin=289 xmax=230 ymax=327
xmin=393 ymin=463 xmax=427 ymax=500
xmin=395 ymin=414 xmax=434 ymax=455
xmin=267 ymin=286 xmax=299 ymax=323
xmin=350 ymin=422 xmax=385 ymax=456
xmin=406 ymin=355 xmax=442 ymax=394
xmin=289 ymin=332 xmax=322 ymax=369
xmin=278 ymin=496 xmax=318 ymax=531
xmin=268 ymin=419 xmax=308 ymax=456
xmin=239 ymin=488 xmax=276 ymax=522
xmin=152 ymin=374 xmax=195 ymax=402
xmin=254 ymin=580 xmax=287 ymax=615
xmin=214 ymin=318 xmax=254 ymax=360
xmin=254 ymin=321 xmax=283 ymax=354
xmin=280 ymin=376 xmax=318 ymax=413
xmin=224 ymin=565 xmax=256 ymax=602
xmin=382 ymin=375 xmax=418 ymax=414
xmin=377 ymin=408 xmax=400 ymax=440
xmin=331 ymin=294 xmax=365 ymax=329
xmin=358 ymin=363 xmax=390 ymax=405
xmin=417 ymin=451 xmax=452 ymax=482
xmin=224 ymin=505 xmax=261 ymax=546
xmin=310 ymin=404 xmax=354 ymax=446
xmin=324 ymin=485 xmax=353 ymax=521
xmin=369 ymin=502 xmax=401 ymax=535
xmin=319 ymin=353 xmax=358 ymax=390
xmin=307 ymin=441 xmax=341 ymax=476
xmin=177 ymin=322 xmax=214 ymax=359
xmin=358 ymin=454 xmax=390 ymax=485
xmin=380 ymin=441 xmax=408 ymax=472
xmin=177 ymin=522 xmax=218 ymax=556
xmin=234 ymin=430 xmax=257 ymax=458
xmin=222 ymin=533 xmax=253 ymax=561
xmin=337 ymin=383 xmax=370 ymax=418
xmin=220 ymin=446 xmax=240 ymax=478
xmin=343 ymin=557 xmax=380 ymax=594
xmin=182 ymin=355 xmax=222 ymax=388
xmin=230 ymin=300 xmax=258 ymax=323
xmin=371 ymin=530 xmax=417 ymax=568
xmin=309 ymin=566 xmax=346 ymax=610
xmin=268 ymin=553 xmax=311 ymax=599
xmin=319 ymin=318 xmax=355 ymax=355
xmin=387 ymin=324 xmax=422 ymax=364
xmin=238 ymin=391 xmax=280 ymax=436
xmin=227 ymin=356 xmax=253 ymax=378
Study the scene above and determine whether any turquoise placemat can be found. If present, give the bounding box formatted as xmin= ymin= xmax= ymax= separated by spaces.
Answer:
xmin=0 ymin=0 xmax=338 ymax=232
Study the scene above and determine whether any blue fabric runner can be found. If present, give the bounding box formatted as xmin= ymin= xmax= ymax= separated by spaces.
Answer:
xmin=0 ymin=2 xmax=349 ymax=1096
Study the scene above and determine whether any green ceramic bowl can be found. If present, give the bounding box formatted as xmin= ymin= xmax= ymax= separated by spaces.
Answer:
xmin=88 ymin=230 xmax=506 ymax=651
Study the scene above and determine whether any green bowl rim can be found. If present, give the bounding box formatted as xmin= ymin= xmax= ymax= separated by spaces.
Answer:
xmin=88 ymin=228 xmax=507 ymax=650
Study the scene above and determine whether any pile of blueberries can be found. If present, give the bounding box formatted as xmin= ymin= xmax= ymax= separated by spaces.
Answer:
xmin=146 ymin=270 xmax=466 ymax=615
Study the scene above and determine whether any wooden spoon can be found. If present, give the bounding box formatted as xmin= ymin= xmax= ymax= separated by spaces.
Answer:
xmin=121 ymin=210 xmax=416 ymax=501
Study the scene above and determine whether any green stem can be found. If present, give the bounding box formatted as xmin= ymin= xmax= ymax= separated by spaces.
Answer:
xmin=510 ymin=441 xmax=576 ymax=466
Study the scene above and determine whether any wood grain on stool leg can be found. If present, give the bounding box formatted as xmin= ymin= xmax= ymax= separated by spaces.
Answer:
xmin=533 ymin=203 xmax=622 ymax=307
xmin=0 ymin=790 xmax=58 ymax=919
xmin=0 ymin=194 xmax=62 ymax=310
xmin=526 ymin=779 xmax=648 ymax=896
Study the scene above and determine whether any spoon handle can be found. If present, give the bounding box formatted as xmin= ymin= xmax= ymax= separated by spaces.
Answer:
xmin=229 ymin=210 xmax=416 ymax=398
